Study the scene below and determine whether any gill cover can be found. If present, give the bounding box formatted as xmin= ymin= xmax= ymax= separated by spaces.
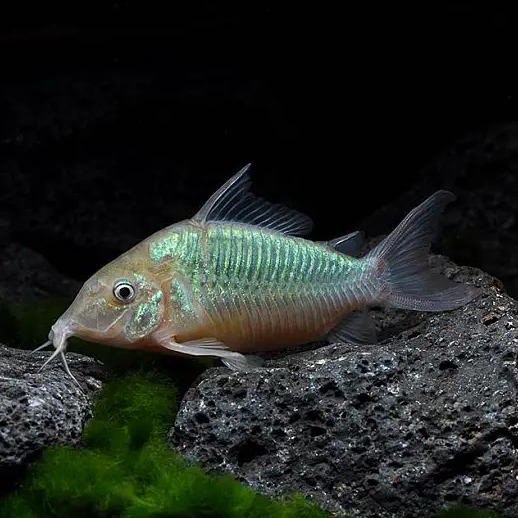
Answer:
xmin=123 ymin=274 xmax=164 ymax=342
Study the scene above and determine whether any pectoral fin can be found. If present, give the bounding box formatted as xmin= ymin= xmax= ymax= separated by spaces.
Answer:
xmin=158 ymin=336 xmax=264 ymax=371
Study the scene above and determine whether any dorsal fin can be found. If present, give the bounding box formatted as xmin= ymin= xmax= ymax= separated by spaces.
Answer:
xmin=328 ymin=231 xmax=365 ymax=257
xmin=192 ymin=164 xmax=313 ymax=236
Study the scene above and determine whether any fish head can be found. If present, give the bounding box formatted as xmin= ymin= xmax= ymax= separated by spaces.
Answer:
xmin=57 ymin=260 xmax=165 ymax=346
xmin=34 ymin=250 xmax=166 ymax=389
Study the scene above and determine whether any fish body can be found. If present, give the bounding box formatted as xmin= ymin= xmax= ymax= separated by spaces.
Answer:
xmin=145 ymin=221 xmax=371 ymax=351
xmin=33 ymin=164 xmax=481 ymax=389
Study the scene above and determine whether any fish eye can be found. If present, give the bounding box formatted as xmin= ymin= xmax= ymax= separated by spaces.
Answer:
xmin=113 ymin=280 xmax=136 ymax=303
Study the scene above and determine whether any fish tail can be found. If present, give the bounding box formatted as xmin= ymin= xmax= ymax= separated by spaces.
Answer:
xmin=365 ymin=190 xmax=481 ymax=311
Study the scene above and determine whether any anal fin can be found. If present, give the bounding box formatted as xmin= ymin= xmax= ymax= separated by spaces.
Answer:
xmin=326 ymin=310 xmax=377 ymax=345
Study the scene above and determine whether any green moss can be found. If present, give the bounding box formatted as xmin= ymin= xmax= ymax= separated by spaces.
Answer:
xmin=0 ymin=370 xmax=331 ymax=518
xmin=0 ymin=296 xmax=72 ymax=349
xmin=83 ymin=371 xmax=177 ymax=453
xmin=0 ymin=497 xmax=36 ymax=518
xmin=29 ymin=447 xmax=135 ymax=517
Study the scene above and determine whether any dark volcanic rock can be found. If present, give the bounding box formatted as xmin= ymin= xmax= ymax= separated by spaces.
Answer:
xmin=170 ymin=257 xmax=518 ymax=518
xmin=0 ymin=344 xmax=105 ymax=467
xmin=0 ymin=243 xmax=81 ymax=304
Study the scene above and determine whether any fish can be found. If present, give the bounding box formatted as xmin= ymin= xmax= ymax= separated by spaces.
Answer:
xmin=33 ymin=164 xmax=481 ymax=391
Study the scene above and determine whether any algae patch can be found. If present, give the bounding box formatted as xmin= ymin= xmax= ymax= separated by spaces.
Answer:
xmin=0 ymin=370 xmax=331 ymax=518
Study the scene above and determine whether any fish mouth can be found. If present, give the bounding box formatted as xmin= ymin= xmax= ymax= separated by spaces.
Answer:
xmin=31 ymin=321 xmax=85 ymax=393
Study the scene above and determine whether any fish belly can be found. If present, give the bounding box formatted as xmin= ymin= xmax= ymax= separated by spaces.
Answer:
xmin=185 ymin=223 xmax=373 ymax=352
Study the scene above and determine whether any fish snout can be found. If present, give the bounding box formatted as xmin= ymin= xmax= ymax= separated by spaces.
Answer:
xmin=50 ymin=318 xmax=76 ymax=346
xmin=31 ymin=319 xmax=84 ymax=392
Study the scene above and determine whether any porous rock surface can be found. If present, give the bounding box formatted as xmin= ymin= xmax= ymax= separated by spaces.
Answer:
xmin=170 ymin=256 xmax=518 ymax=518
xmin=0 ymin=344 xmax=105 ymax=467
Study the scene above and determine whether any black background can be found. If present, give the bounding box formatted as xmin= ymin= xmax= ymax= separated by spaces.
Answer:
xmin=1 ymin=4 xmax=517 ymax=283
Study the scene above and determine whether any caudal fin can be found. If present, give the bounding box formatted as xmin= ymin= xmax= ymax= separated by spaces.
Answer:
xmin=366 ymin=190 xmax=482 ymax=311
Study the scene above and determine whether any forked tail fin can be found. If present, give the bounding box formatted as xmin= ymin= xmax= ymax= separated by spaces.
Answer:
xmin=366 ymin=190 xmax=481 ymax=311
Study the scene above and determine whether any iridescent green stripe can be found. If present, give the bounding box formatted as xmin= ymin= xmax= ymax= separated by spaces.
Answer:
xmin=149 ymin=227 xmax=201 ymax=268
xmin=149 ymin=233 xmax=180 ymax=264
xmin=244 ymin=229 xmax=253 ymax=281
xmin=125 ymin=290 xmax=163 ymax=342
xmin=288 ymin=241 xmax=298 ymax=284
xmin=305 ymin=246 xmax=315 ymax=283
xmin=206 ymin=226 xmax=357 ymax=288
xmin=271 ymin=236 xmax=281 ymax=283
xmin=222 ymin=231 xmax=232 ymax=277
xmin=323 ymin=254 xmax=332 ymax=280
xmin=213 ymin=229 xmax=223 ymax=276
xmin=253 ymin=231 xmax=263 ymax=283
xmin=199 ymin=224 xmax=365 ymax=329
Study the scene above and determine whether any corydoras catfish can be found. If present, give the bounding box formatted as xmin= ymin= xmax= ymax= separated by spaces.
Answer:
xmin=33 ymin=164 xmax=481 ymax=390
